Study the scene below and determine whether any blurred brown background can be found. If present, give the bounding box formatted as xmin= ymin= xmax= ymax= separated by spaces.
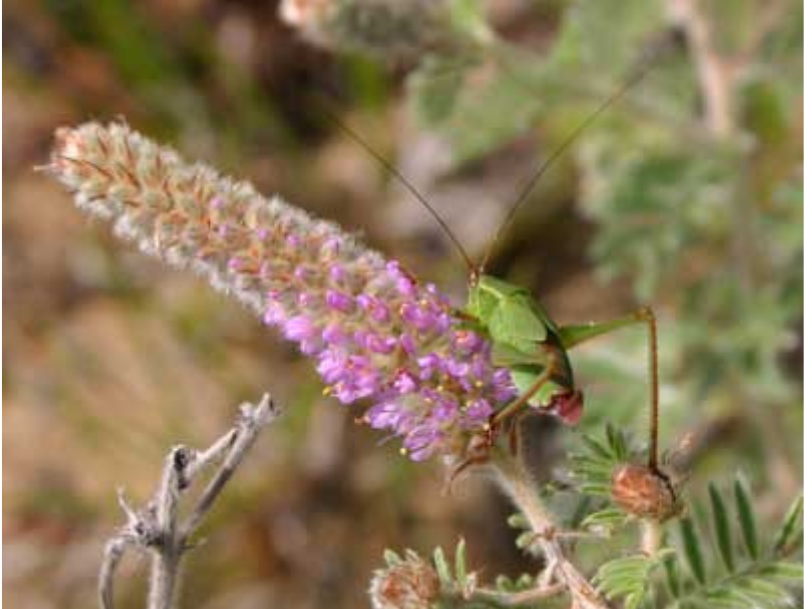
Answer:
xmin=3 ymin=1 xmax=802 ymax=608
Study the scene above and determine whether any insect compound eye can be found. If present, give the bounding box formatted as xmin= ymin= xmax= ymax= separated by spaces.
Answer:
xmin=610 ymin=463 xmax=680 ymax=522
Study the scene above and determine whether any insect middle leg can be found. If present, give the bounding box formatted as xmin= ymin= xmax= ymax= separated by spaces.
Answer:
xmin=490 ymin=365 xmax=554 ymax=427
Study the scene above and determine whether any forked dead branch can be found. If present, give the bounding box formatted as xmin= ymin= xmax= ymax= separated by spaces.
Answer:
xmin=98 ymin=395 xmax=279 ymax=609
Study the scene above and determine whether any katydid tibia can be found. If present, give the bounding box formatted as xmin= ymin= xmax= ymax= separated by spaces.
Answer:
xmin=329 ymin=58 xmax=669 ymax=485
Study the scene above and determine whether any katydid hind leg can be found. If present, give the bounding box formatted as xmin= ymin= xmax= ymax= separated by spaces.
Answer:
xmin=560 ymin=307 xmax=663 ymax=472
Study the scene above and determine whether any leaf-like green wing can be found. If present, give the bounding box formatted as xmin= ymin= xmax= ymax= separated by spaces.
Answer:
xmin=478 ymin=275 xmax=527 ymax=297
xmin=491 ymin=341 xmax=547 ymax=367
xmin=466 ymin=282 xmax=499 ymax=321
xmin=488 ymin=297 xmax=548 ymax=353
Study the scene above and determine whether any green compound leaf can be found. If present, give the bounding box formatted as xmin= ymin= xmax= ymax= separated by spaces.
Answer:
xmin=515 ymin=530 xmax=537 ymax=551
xmin=383 ymin=548 xmax=401 ymax=566
xmin=506 ymin=512 xmax=529 ymax=530
xmin=663 ymin=552 xmax=681 ymax=600
xmin=679 ymin=516 xmax=706 ymax=584
xmin=433 ymin=546 xmax=452 ymax=585
xmin=664 ymin=478 xmax=802 ymax=609
xmin=595 ymin=553 xmax=666 ymax=609
xmin=709 ymin=482 xmax=735 ymax=572
xmin=581 ymin=432 xmax=614 ymax=459
xmin=606 ymin=424 xmax=630 ymax=461
xmin=758 ymin=561 xmax=804 ymax=581
xmin=581 ymin=507 xmax=627 ymax=530
xmin=772 ymin=494 xmax=803 ymax=554
xmin=454 ymin=537 xmax=468 ymax=590
xmin=734 ymin=477 xmax=760 ymax=561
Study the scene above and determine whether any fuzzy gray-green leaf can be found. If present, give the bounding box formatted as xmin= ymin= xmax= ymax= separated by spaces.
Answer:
xmin=507 ymin=513 xmax=529 ymax=529
xmin=595 ymin=554 xmax=654 ymax=609
xmin=582 ymin=507 xmax=627 ymax=530
xmin=515 ymin=531 xmax=537 ymax=550
xmin=455 ymin=538 xmax=468 ymax=588
xmin=383 ymin=548 xmax=402 ymax=566
xmin=433 ymin=546 xmax=452 ymax=584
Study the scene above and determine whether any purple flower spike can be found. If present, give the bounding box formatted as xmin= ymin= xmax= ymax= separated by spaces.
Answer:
xmin=50 ymin=121 xmax=518 ymax=462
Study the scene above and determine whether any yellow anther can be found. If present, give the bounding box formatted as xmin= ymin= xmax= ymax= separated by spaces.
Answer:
xmin=322 ymin=386 xmax=332 ymax=396
xmin=399 ymin=447 xmax=408 ymax=456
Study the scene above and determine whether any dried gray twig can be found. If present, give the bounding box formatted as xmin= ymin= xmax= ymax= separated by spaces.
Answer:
xmin=98 ymin=394 xmax=280 ymax=609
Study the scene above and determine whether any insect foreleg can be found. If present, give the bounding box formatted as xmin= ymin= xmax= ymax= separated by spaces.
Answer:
xmin=560 ymin=307 xmax=662 ymax=473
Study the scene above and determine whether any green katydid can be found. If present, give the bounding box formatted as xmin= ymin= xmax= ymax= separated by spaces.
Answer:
xmin=328 ymin=60 xmax=669 ymax=487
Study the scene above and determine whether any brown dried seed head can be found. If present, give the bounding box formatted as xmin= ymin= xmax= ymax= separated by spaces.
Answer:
xmin=369 ymin=553 xmax=441 ymax=609
xmin=611 ymin=463 xmax=680 ymax=522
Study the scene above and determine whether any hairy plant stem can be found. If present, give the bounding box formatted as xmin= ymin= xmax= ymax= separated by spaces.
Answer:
xmin=641 ymin=519 xmax=662 ymax=557
xmin=491 ymin=449 xmax=609 ymax=609
xmin=471 ymin=582 xmax=565 ymax=607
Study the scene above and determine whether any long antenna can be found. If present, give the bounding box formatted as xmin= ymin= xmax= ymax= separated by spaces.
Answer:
xmin=319 ymin=108 xmax=476 ymax=272
xmin=477 ymin=62 xmax=655 ymax=275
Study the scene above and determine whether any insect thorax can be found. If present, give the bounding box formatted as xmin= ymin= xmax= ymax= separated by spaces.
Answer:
xmin=464 ymin=275 xmax=576 ymax=406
